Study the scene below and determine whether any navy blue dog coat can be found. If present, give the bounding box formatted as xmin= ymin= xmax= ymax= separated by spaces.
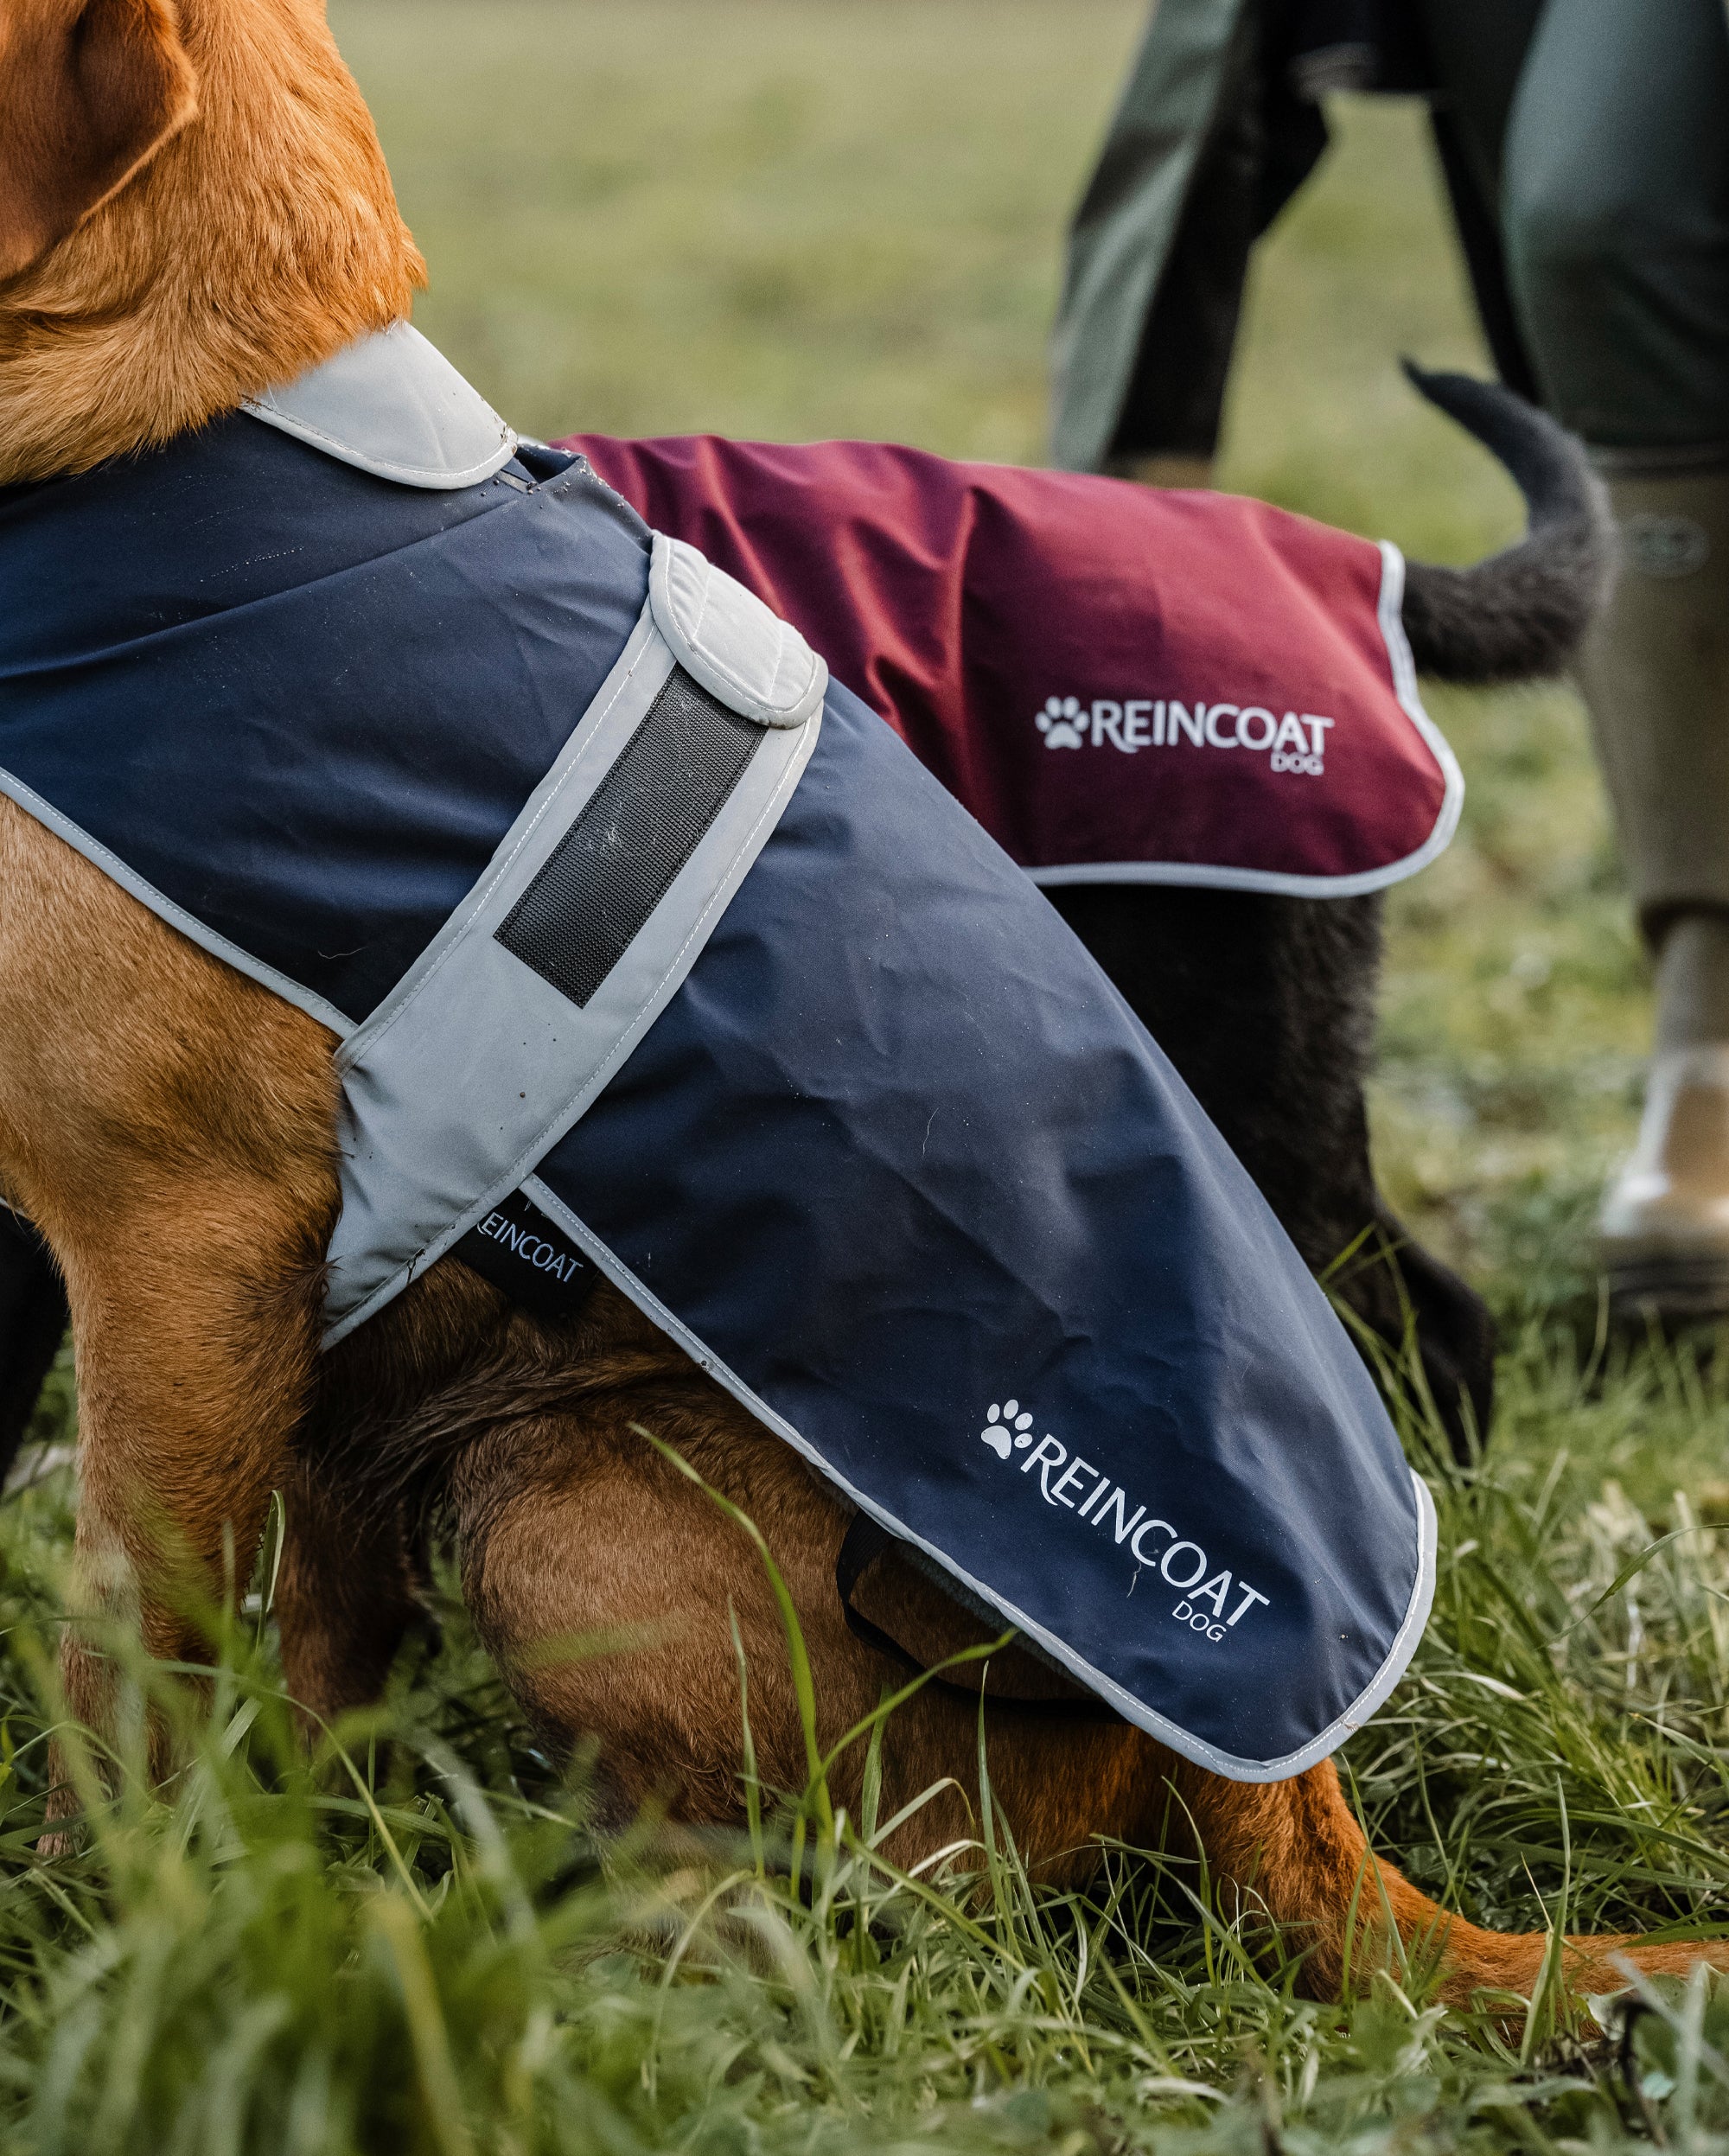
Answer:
xmin=0 ymin=327 xmax=1434 ymax=1780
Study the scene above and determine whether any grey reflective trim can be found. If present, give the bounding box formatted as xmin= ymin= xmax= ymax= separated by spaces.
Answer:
xmin=1030 ymin=545 xmax=1464 ymax=900
xmin=650 ymin=533 xmax=827 ymax=727
xmin=243 ymin=323 xmax=517 ymax=492
xmin=0 ymin=765 xmax=356 ymax=1041
xmin=322 ymin=596 xmax=821 ymax=1343
xmin=519 ymin=1171 xmax=1439 ymax=1782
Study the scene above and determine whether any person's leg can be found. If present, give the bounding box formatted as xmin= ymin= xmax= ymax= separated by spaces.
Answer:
xmin=1413 ymin=0 xmax=1545 ymax=215
xmin=1502 ymin=0 xmax=1729 ymax=1314
xmin=1574 ymin=473 xmax=1729 ymax=1313
xmin=1505 ymin=0 xmax=1729 ymax=454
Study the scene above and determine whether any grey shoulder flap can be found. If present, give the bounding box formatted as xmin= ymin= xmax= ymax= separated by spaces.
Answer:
xmin=244 ymin=322 xmax=518 ymax=490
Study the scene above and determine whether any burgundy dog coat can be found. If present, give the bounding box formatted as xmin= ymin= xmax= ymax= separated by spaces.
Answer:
xmin=563 ymin=433 xmax=1461 ymax=896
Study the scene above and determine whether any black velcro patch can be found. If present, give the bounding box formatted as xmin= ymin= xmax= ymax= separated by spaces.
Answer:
xmin=450 ymin=1188 xmax=597 ymax=1325
xmin=494 ymin=667 xmax=762 ymax=1008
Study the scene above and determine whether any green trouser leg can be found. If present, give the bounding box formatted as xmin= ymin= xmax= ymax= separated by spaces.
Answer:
xmin=1492 ymin=0 xmax=1729 ymax=1311
xmin=1585 ymin=470 xmax=1729 ymax=1315
xmin=1502 ymin=0 xmax=1729 ymax=454
xmin=1420 ymin=0 xmax=1729 ymax=1309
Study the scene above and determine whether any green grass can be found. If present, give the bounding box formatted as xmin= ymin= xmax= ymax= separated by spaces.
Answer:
xmin=3 ymin=5 xmax=1722 ymax=2148
xmin=9 ymin=1343 xmax=1729 ymax=2154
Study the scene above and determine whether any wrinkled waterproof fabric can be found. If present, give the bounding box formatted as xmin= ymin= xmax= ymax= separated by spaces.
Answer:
xmin=565 ymin=431 xmax=1461 ymax=896
xmin=0 ymin=362 xmax=1433 ymax=1779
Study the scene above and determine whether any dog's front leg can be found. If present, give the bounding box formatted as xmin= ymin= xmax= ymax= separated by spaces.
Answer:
xmin=0 ymin=807 xmax=343 ymax=1807
xmin=50 ymin=1153 xmax=336 ymax=1800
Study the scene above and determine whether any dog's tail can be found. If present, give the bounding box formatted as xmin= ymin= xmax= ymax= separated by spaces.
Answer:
xmin=1397 ymin=360 xmax=1613 ymax=685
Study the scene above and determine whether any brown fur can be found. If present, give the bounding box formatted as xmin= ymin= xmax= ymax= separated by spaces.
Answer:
xmin=0 ymin=0 xmax=421 ymax=483
xmin=0 ymin=0 xmax=196 ymax=285
xmin=0 ymin=0 xmax=1719 ymax=2011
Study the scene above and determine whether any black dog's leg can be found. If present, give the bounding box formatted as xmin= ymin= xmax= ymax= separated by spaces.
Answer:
xmin=1050 ymin=884 xmax=1493 ymax=1459
xmin=0 ymin=1209 xmax=69 ymax=1489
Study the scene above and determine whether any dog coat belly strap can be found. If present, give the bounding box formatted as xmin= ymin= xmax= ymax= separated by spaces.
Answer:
xmin=834 ymin=1512 xmax=1120 ymax=1718
xmin=322 ymin=539 xmax=826 ymax=1342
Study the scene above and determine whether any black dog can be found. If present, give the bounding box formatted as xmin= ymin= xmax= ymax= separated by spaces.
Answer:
xmin=1056 ymin=369 xmax=1610 ymax=1460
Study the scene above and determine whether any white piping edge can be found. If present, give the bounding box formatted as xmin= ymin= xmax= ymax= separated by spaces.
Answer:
xmin=321 ymin=696 xmax=825 ymax=1349
xmin=0 ymin=766 xmax=356 ymax=1043
xmin=518 ymin=1169 xmax=1440 ymax=1783
xmin=1027 ymin=544 xmax=1464 ymax=900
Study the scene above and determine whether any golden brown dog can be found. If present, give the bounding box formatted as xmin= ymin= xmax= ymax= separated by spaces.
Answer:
xmin=0 ymin=0 xmax=1719 ymax=2010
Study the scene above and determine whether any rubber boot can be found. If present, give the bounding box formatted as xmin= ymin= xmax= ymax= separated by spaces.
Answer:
xmin=1585 ymin=465 xmax=1729 ymax=1317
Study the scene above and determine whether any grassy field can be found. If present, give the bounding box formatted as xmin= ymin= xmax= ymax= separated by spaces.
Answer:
xmin=3 ymin=4 xmax=1728 ymax=2150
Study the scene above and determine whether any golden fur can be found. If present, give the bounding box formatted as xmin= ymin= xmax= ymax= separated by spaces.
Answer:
xmin=0 ymin=0 xmax=420 ymax=482
xmin=0 ymin=0 xmax=1719 ymax=2011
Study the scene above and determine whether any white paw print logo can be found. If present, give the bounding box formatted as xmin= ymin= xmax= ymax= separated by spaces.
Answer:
xmin=980 ymin=1399 xmax=1036 ymax=1460
xmin=1035 ymin=696 xmax=1086 ymax=749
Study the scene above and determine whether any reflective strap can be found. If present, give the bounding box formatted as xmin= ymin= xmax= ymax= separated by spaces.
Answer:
xmin=322 ymin=591 xmax=821 ymax=1343
xmin=495 ymin=670 xmax=767 ymax=1007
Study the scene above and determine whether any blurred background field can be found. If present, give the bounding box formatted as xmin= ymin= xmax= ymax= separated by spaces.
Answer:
xmin=12 ymin=10 xmax=1729 ymax=2152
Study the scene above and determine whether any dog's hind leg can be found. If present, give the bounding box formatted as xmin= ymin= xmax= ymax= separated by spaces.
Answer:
xmin=452 ymin=1399 xmax=921 ymax=1835
xmin=445 ymin=1383 xmax=1150 ymax=1856
xmin=1167 ymin=1756 xmax=1729 ymax=2008
xmin=451 ymin=1400 xmax=1729 ymax=2004
xmin=0 ymin=807 xmax=341 ymax=1789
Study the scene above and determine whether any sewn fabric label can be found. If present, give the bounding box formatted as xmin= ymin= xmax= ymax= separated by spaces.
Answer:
xmin=450 ymin=1188 xmax=597 ymax=1324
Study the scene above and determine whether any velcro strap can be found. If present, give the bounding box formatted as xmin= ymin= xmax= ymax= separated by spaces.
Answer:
xmin=495 ymin=670 xmax=764 ymax=1008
